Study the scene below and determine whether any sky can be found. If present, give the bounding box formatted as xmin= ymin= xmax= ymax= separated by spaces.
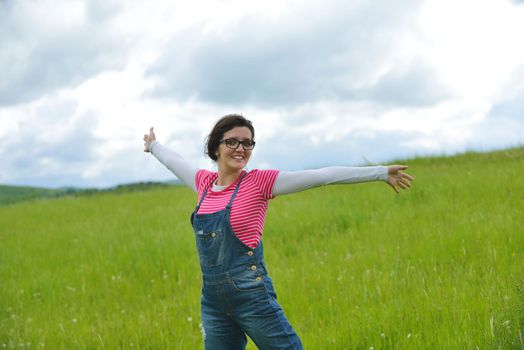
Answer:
xmin=1 ymin=0 xmax=523 ymax=189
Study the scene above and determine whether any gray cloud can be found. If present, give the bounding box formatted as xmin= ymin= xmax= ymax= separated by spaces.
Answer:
xmin=144 ymin=0 xmax=449 ymax=108
xmin=0 ymin=0 xmax=127 ymax=106
xmin=0 ymin=99 xmax=102 ymax=187
xmin=363 ymin=60 xmax=451 ymax=107
xmin=488 ymin=94 xmax=524 ymax=120
xmin=474 ymin=90 xmax=524 ymax=150
xmin=85 ymin=0 xmax=122 ymax=22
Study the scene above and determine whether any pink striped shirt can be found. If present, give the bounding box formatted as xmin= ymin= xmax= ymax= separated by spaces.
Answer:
xmin=195 ymin=169 xmax=280 ymax=249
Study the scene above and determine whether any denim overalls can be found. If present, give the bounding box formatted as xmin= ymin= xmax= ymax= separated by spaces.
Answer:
xmin=190 ymin=172 xmax=303 ymax=350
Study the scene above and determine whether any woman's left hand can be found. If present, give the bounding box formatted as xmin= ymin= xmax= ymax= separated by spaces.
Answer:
xmin=387 ymin=165 xmax=413 ymax=193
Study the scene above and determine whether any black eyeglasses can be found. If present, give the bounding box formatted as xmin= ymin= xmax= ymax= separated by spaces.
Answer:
xmin=220 ymin=138 xmax=256 ymax=150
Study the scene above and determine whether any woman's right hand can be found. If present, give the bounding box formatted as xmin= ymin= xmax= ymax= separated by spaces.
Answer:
xmin=143 ymin=127 xmax=156 ymax=152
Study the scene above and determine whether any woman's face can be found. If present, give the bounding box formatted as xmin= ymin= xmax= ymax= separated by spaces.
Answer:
xmin=216 ymin=126 xmax=253 ymax=172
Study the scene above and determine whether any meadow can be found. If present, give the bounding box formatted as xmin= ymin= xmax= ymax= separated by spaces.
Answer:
xmin=1 ymin=147 xmax=523 ymax=349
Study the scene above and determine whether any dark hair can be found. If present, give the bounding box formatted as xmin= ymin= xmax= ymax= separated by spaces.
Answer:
xmin=205 ymin=114 xmax=255 ymax=161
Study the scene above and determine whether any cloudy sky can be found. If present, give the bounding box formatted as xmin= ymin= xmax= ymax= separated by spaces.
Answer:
xmin=1 ymin=0 xmax=523 ymax=188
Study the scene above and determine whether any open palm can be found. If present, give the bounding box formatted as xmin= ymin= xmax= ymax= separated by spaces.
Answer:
xmin=387 ymin=165 xmax=413 ymax=193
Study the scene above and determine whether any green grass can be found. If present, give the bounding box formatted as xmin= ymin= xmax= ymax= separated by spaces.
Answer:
xmin=1 ymin=147 xmax=523 ymax=349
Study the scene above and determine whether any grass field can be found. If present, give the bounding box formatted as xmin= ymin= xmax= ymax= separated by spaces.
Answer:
xmin=1 ymin=147 xmax=523 ymax=349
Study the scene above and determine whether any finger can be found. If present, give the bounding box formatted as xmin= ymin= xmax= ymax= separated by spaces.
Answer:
xmin=399 ymin=178 xmax=411 ymax=188
xmin=389 ymin=182 xmax=400 ymax=194
xmin=401 ymin=172 xmax=414 ymax=181
xmin=395 ymin=165 xmax=408 ymax=171
xmin=150 ymin=127 xmax=154 ymax=134
xmin=397 ymin=181 xmax=408 ymax=190
xmin=389 ymin=165 xmax=408 ymax=175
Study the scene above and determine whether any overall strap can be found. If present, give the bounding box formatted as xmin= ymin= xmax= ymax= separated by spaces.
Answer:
xmin=195 ymin=174 xmax=215 ymax=212
xmin=226 ymin=171 xmax=247 ymax=210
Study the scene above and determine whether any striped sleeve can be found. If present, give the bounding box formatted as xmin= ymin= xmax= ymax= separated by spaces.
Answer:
xmin=252 ymin=169 xmax=280 ymax=199
xmin=195 ymin=169 xmax=214 ymax=198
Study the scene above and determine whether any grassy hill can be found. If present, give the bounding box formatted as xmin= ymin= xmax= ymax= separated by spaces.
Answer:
xmin=0 ymin=182 xmax=175 ymax=206
xmin=1 ymin=147 xmax=523 ymax=349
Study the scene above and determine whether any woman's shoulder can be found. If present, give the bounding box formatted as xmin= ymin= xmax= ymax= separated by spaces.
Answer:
xmin=244 ymin=168 xmax=280 ymax=184
xmin=246 ymin=168 xmax=279 ymax=176
xmin=244 ymin=169 xmax=280 ymax=199
xmin=195 ymin=169 xmax=217 ymax=188
xmin=197 ymin=169 xmax=215 ymax=176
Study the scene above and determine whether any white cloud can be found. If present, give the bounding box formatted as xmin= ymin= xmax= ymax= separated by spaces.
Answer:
xmin=144 ymin=0 xmax=431 ymax=107
xmin=0 ymin=0 xmax=130 ymax=106
xmin=416 ymin=0 xmax=524 ymax=101
xmin=0 ymin=0 xmax=523 ymax=188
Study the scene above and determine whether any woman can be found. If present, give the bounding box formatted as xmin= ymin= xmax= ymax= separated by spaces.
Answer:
xmin=143 ymin=114 xmax=413 ymax=349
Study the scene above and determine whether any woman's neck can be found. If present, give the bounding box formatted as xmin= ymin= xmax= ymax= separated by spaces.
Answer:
xmin=216 ymin=168 xmax=243 ymax=187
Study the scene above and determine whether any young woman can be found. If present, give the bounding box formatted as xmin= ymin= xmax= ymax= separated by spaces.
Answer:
xmin=143 ymin=114 xmax=413 ymax=350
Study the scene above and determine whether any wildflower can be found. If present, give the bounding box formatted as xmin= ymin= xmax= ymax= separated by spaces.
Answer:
xmin=199 ymin=323 xmax=206 ymax=341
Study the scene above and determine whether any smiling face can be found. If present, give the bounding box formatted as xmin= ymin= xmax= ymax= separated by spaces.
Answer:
xmin=216 ymin=126 xmax=253 ymax=173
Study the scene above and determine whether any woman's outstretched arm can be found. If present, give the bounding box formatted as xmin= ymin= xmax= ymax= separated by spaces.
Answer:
xmin=272 ymin=165 xmax=413 ymax=196
xmin=143 ymin=127 xmax=198 ymax=192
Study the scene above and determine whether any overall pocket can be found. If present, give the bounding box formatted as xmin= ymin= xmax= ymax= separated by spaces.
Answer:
xmin=231 ymin=269 xmax=266 ymax=292
xmin=195 ymin=230 xmax=224 ymax=267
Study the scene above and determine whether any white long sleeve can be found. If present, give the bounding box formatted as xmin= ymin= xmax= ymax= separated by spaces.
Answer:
xmin=272 ymin=166 xmax=388 ymax=196
xmin=148 ymin=142 xmax=388 ymax=195
xmin=149 ymin=141 xmax=198 ymax=192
